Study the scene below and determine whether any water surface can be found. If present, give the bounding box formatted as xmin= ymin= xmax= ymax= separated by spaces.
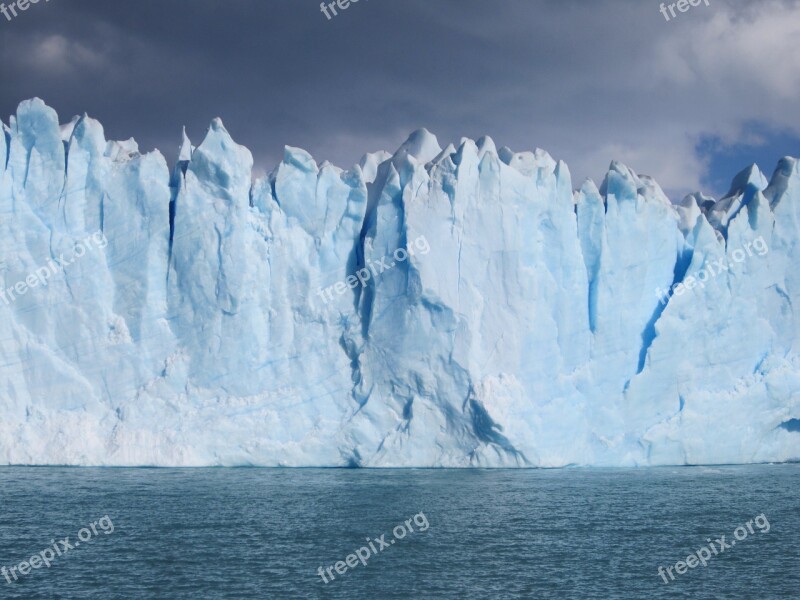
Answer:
xmin=0 ymin=465 xmax=797 ymax=598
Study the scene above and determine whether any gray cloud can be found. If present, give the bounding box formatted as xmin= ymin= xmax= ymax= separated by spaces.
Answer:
xmin=1 ymin=0 xmax=798 ymax=198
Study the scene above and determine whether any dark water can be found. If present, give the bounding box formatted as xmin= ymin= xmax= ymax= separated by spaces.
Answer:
xmin=0 ymin=465 xmax=797 ymax=599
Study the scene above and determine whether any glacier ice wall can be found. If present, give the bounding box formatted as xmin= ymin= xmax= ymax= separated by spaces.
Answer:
xmin=0 ymin=98 xmax=798 ymax=466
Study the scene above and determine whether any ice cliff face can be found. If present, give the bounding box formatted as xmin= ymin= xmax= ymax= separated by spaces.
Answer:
xmin=0 ymin=98 xmax=798 ymax=466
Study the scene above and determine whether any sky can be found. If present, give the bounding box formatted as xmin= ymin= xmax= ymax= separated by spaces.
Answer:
xmin=1 ymin=0 xmax=799 ymax=200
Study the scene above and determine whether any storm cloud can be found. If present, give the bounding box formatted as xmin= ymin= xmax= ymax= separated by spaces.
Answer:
xmin=1 ymin=0 xmax=798 ymax=198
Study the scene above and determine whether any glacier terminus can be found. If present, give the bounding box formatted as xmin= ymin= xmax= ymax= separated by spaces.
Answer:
xmin=1 ymin=98 xmax=799 ymax=467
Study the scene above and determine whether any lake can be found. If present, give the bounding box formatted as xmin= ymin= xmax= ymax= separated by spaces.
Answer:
xmin=0 ymin=465 xmax=797 ymax=598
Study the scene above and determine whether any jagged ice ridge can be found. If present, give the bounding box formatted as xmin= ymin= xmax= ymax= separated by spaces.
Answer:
xmin=0 ymin=98 xmax=798 ymax=466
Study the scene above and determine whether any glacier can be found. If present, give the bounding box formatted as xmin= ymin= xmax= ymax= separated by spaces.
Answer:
xmin=0 ymin=98 xmax=798 ymax=467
